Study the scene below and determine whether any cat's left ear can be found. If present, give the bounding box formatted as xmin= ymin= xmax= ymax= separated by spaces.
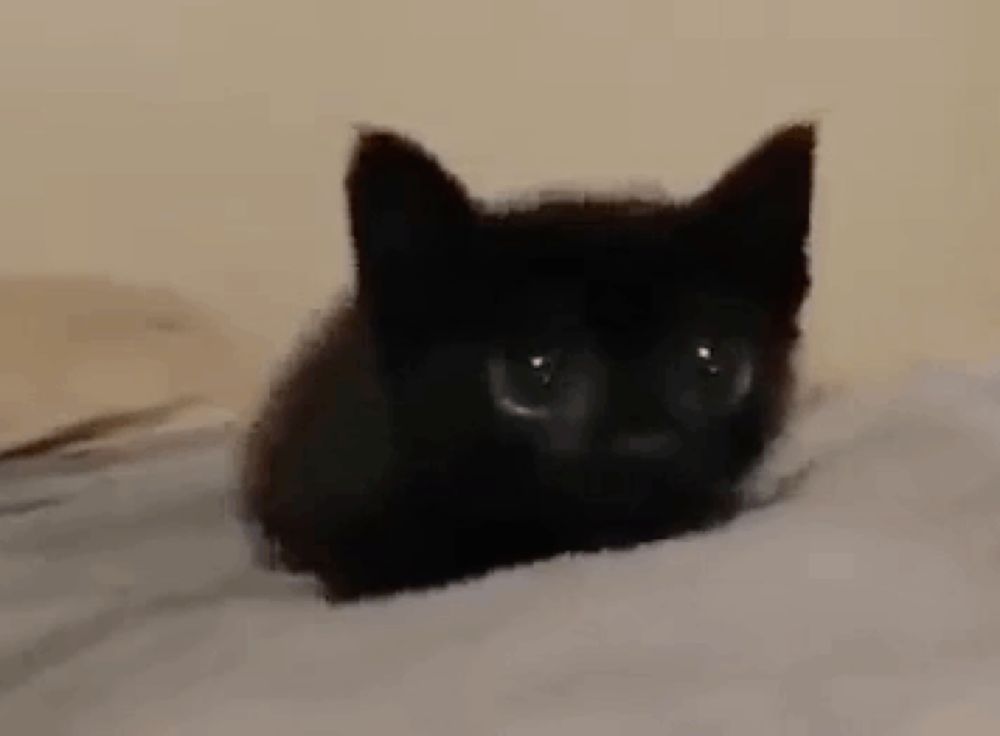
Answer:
xmin=345 ymin=127 xmax=473 ymax=301
xmin=695 ymin=122 xmax=816 ymax=312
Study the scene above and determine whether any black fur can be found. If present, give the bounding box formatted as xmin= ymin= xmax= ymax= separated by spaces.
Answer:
xmin=241 ymin=123 xmax=816 ymax=602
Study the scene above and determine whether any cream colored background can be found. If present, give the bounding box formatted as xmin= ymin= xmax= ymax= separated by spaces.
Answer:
xmin=2 ymin=1 xmax=999 ymax=445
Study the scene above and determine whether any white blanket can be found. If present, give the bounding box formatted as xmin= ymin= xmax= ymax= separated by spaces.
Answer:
xmin=3 ymin=363 xmax=1000 ymax=734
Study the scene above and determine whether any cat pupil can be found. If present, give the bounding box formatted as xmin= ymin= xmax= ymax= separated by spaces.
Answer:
xmin=696 ymin=343 xmax=723 ymax=378
xmin=681 ymin=337 xmax=757 ymax=416
xmin=529 ymin=354 xmax=554 ymax=385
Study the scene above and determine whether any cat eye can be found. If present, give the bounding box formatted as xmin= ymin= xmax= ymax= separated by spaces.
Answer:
xmin=673 ymin=337 xmax=754 ymax=416
xmin=488 ymin=347 xmax=563 ymax=416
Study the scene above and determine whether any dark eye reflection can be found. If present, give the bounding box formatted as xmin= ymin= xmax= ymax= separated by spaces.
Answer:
xmin=674 ymin=336 xmax=754 ymax=416
xmin=488 ymin=346 xmax=563 ymax=415
xmin=488 ymin=333 xmax=754 ymax=420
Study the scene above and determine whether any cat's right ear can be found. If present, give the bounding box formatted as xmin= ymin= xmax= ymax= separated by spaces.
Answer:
xmin=345 ymin=128 xmax=472 ymax=298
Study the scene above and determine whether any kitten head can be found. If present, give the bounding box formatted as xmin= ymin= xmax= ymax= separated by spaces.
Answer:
xmin=344 ymin=124 xmax=814 ymax=545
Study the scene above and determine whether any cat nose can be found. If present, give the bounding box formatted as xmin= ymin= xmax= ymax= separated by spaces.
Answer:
xmin=611 ymin=430 xmax=677 ymax=459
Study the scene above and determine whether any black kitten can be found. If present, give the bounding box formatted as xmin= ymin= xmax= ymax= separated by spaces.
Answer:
xmin=242 ymin=122 xmax=815 ymax=602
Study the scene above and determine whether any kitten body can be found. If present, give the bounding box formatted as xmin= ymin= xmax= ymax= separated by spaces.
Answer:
xmin=243 ymin=124 xmax=815 ymax=601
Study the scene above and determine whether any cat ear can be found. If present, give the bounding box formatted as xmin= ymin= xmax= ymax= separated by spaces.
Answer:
xmin=345 ymin=127 xmax=472 ymax=297
xmin=695 ymin=122 xmax=816 ymax=312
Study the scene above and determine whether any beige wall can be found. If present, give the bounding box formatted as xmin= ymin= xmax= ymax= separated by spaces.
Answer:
xmin=3 ymin=1 xmax=999 ymax=398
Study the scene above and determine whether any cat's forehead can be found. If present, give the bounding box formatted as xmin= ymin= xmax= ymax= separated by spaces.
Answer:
xmin=468 ymin=197 xmax=740 ymax=305
xmin=464 ymin=207 xmax=765 ymax=339
xmin=471 ymin=199 xmax=699 ymax=289
xmin=482 ymin=197 xmax=685 ymax=251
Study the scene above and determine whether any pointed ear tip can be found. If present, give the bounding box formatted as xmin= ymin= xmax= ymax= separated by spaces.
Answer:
xmin=344 ymin=125 xmax=470 ymax=214
xmin=349 ymin=125 xmax=415 ymax=159
xmin=345 ymin=125 xmax=445 ymax=190
xmin=773 ymin=120 xmax=818 ymax=158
